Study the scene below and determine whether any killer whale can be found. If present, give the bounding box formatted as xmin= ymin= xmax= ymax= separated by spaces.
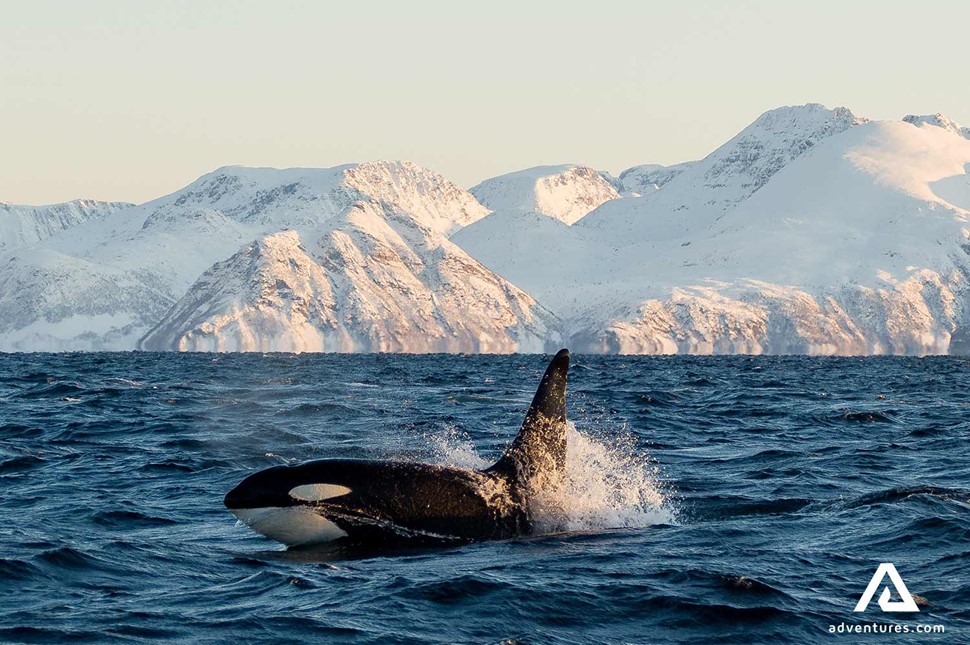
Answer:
xmin=224 ymin=349 xmax=570 ymax=546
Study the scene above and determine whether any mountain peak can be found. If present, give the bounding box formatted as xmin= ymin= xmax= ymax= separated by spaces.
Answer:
xmin=902 ymin=113 xmax=970 ymax=140
xmin=691 ymin=103 xmax=868 ymax=206
xmin=150 ymin=160 xmax=487 ymax=236
xmin=341 ymin=160 xmax=488 ymax=235
xmin=470 ymin=164 xmax=620 ymax=225
xmin=748 ymin=103 xmax=868 ymax=133
xmin=139 ymin=204 xmax=554 ymax=353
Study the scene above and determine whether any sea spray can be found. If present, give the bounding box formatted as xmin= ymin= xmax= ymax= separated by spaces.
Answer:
xmin=551 ymin=422 xmax=675 ymax=531
xmin=424 ymin=424 xmax=490 ymax=470
xmin=425 ymin=421 xmax=675 ymax=533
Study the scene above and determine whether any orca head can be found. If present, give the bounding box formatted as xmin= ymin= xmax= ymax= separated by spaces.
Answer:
xmin=224 ymin=464 xmax=353 ymax=545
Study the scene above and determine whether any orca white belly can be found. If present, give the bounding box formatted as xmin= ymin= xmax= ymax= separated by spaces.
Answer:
xmin=230 ymin=507 xmax=348 ymax=546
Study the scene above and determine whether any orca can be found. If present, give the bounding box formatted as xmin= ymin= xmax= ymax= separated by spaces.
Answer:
xmin=224 ymin=349 xmax=570 ymax=546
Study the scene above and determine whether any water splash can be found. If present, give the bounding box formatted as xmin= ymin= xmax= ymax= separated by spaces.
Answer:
xmin=425 ymin=425 xmax=489 ymax=470
xmin=551 ymin=422 xmax=675 ymax=531
xmin=426 ymin=422 xmax=675 ymax=533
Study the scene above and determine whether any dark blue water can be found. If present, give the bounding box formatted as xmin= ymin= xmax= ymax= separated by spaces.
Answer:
xmin=1 ymin=354 xmax=967 ymax=643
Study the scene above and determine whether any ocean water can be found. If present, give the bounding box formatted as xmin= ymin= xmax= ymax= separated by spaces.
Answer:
xmin=0 ymin=353 xmax=967 ymax=644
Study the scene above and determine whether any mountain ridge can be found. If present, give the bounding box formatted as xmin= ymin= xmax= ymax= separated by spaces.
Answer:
xmin=6 ymin=104 xmax=970 ymax=354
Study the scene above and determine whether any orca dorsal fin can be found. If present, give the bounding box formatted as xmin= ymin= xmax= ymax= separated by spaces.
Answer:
xmin=486 ymin=349 xmax=569 ymax=491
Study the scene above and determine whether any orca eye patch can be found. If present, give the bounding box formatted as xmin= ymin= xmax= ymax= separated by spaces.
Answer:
xmin=288 ymin=483 xmax=352 ymax=502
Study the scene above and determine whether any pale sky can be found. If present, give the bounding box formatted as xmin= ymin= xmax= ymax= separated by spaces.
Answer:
xmin=2 ymin=0 xmax=969 ymax=205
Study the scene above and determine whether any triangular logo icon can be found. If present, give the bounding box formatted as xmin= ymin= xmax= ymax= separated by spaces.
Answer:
xmin=853 ymin=563 xmax=919 ymax=613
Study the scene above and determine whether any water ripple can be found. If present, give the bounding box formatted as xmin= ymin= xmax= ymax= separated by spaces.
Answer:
xmin=0 ymin=353 xmax=966 ymax=643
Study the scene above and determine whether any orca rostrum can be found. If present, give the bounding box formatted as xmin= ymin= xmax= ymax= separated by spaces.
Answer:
xmin=224 ymin=349 xmax=570 ymax=546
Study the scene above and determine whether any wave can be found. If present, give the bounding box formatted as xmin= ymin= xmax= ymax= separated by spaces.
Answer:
xmin=838 ymin=409 xmax=897 ymax=423
xmin=408 ymin=574 xmax=508 ymax=604
xmin=91 ymin=510 xmax=177 ymax=528
xmin=35 ymin=547 xmax=98 ymax=570
xmin=0 ymin=455 xmax=44 ymax=473
xmin=840 ymin=485 xmax=969 ymax=509
xmin=0 ymin=557 xmax=43 ymax=582
xmin=688 ymin=495 xmax=816 ymax=521
xmin=278 ymin=402 xmax=363 ymax=418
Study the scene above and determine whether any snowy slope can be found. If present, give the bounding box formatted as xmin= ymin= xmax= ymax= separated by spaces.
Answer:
xmin=0 ymin=199 xmax=133 ymax=251
xmin=454 ymin=165 xmax=625 ymax=321
xmin=140 ymin=203 xmax=556 ymax=353
xmin=451 ymin=210 xmax=587 ymax=300
xmin=455 ymin=105 xmax=873 ymax=316
xmin=0 ymin=247 xmax=174 ymax=351
xmin=470 ymin=165 xmax=620 ymax=225
xmin=455 ymin=164 xmax=623 ymax=320
xmin=577 ymin=104 xmax=868 ymax=240
xmin=0 ymin=162 xmax=491 ymax=351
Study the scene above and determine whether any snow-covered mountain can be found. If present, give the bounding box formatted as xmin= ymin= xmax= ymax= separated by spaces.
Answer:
xmin=7 ymin=103 xmax=970 ymax=355
xmin=456 ymin=105 xmax=876 ymax=315
xmin=578 ymin=104 xmax=869 ymax=240
xmin=0 ymin=199 xmax=133 ymax=251
xmin=0 ymin=162 xmax=494 ymax=351
xmin=139 ymin=202 xmax=555 ymax=353
xmin=469 ymin=165 xmax=620 ymax=225
xmin=455 ymin=105 xmax=970 ymax=355
xmin=453 ymin=164 xmax=626 ymax=325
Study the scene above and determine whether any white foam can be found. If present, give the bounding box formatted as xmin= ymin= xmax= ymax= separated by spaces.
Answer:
xmin=425 ymin=425 xmax=490 ymax=470
xmin=550 ymin=423 xmax=675 ymax=532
